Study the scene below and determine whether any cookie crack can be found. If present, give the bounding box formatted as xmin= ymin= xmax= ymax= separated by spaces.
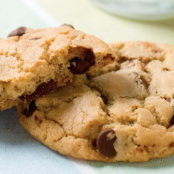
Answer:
xmin=39 ymin=37 xmax=56 ymax=61
xmin=43 ymin=116 xmax=68 ymax=142
xmin=60 ymin=95 xmax=83 ymax=105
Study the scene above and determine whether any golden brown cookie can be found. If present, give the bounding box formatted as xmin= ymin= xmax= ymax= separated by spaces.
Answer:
xmin=0 ymin=25 xmax=114 ymax=110
xmin=18 ymin=41 xmax=174 ymax=162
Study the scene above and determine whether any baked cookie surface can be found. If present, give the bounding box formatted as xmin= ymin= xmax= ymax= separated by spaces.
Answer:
xmin=18 ymin=41 xmax=174 ymax=162
xmin=0 ymin=25 xmax=114 ymax=110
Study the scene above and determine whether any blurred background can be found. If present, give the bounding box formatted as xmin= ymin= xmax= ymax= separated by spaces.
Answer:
xmin=1 ymin=0 xmax=174 ymax=44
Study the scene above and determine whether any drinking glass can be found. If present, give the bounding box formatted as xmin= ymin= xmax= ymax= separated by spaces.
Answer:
xmin=91 ymin=0 xmax=174 ymax=20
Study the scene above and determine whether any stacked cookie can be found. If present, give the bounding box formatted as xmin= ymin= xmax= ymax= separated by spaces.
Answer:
xmin=2 ymin=25 xmax=174 ymax=162
xmin=0 ymin=24 xmax=114 ymax=110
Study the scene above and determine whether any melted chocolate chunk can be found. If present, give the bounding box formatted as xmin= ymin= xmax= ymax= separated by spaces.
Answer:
xmin=20 ymin=80 xmax=57 ymax=102
xmin=23 ymin=100 xmax=37 ymax=117
xmin=96 ymin=129 xmax=117 ymax=157
xmin=69 ymin=48 xmax=95 ymax=74
xmin=61 ymin=24 xmax=74 ymax=29
xmin=8 ymin=27 xmax=26 ymax=37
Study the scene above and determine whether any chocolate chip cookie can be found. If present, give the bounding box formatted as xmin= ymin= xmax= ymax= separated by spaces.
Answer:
xmin=18 ymin=41 xmax=174 ymax=162
xmin=0 ymin=25 xmax=114 ymax=110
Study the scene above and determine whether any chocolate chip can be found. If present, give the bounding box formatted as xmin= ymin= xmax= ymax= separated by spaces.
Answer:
xmin=92 ymin=139 xmax=97 ymax=149
xmin=169 ymin=142 xmax=174 ymax=148
xmin=23 ymin=100 xmax=37 ymax=118
xmin=61 ymin=24 xmax=74 ymax=29
xmin=20 ymin=80 xmax=57 ymax=102
xmin=29 ymin=37 xmax=39 ymax=40
xmin=170 ymin=115 xmax=174 ymax=125
xmin=69 ymin=48 xmax=95 ymax=74
xmin=8 ymin=27 xmax=26 ymax=37
xmin=96 ymin=129 xmax=117 ymax=157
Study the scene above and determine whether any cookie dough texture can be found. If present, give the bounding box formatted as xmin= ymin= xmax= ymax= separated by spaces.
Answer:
xmin=0 ymin=25 xmax=114 ymax=110
xmin=18 ymin=41 xmax=174 ymax=162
